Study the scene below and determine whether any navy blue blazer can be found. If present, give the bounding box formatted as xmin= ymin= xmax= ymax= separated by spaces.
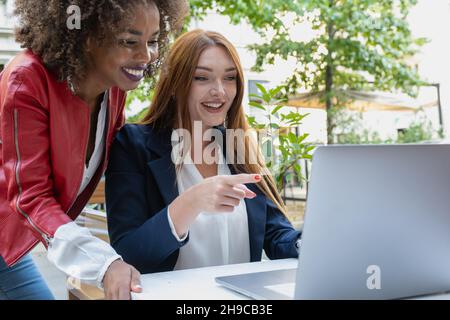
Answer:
xmin=105 ymin=124 xmax=301 ymax=274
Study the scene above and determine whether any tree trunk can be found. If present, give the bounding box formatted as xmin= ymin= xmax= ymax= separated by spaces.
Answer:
xmin=325 ymin=61 xmax=333 ymax=144
xmin=325 ymin=7 xmax=335 ymax=144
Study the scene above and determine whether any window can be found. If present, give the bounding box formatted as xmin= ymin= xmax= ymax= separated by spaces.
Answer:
xmin=248 ymin=80 xmax=269 ymax=102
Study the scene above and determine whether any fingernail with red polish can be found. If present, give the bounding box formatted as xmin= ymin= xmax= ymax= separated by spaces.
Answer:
xmin=255 ymin=175 xmax=261 ymax=181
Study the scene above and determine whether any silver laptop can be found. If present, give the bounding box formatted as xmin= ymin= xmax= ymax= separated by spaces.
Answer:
xmin=216 ymin=144 xmax=450 ymax=299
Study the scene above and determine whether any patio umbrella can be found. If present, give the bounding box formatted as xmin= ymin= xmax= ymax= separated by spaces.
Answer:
xmin=287 ymin=85 xmax=443 ymax=129
xmin=287 ymin=87 xmax=438 ymax=112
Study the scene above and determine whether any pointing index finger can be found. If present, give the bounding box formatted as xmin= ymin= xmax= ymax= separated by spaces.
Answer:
xmin=224 ymin=174 xmax=261 ymax=185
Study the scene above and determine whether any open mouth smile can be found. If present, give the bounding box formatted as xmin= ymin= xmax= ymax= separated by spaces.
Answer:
xmin=121 ymin=67 xmax=145 ymax=82
xmin=202 ymin=102 xmax=225 ymax=113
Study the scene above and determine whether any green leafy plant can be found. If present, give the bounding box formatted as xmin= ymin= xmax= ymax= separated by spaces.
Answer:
xmin=396 ymin=110 xmax=437 ymax=143
xmin=247 ymin=84 xmax=315 ymax=192
xmin=124 ymin=78 xmax=155 ymax=123
xmin=333 ymin=109 xmax=385 ymax=144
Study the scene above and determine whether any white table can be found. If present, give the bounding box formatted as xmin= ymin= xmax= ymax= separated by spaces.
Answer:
xmin=132 ymin=259 xmax=297 ymax=300
xmin=132 ymin=258 xmax=450 ymax=300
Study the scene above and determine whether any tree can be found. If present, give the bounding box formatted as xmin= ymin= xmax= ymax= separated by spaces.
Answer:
xmin=189 ymin=0 xmax=428 ymax=143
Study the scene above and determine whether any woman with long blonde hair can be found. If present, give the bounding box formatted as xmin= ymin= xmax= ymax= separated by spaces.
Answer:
xmin=105 ymin=29 xmax=301 ymax=273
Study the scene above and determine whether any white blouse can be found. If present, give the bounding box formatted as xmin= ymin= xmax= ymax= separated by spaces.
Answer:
xmin=77 ymin=91 xmax=108 ymax=196
xmin=47 ymin=91 xmax=121 ymax=288
xmin=169 ymin=145 xmax=251 ymax=270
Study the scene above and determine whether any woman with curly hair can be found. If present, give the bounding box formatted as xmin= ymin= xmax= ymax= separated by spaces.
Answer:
xmin=0 ymin=0 xmax=187 ymax=300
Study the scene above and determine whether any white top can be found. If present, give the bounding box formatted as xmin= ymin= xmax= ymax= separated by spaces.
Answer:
xmin=77 ymin=91 xmax=108 ymax=196
xmin=47 ymin=91 xmax=121 ymax=288
xmin=169 ymin=145 xmax=251 ymax=270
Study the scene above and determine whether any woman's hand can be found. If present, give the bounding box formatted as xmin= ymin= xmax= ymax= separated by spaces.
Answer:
xmin=188 ymin=174 xmax=260 ymax=213
xmin=103 ymin=259 xmax=142 ymax=300
xmin=169 ymin=174 xmax=261 ymax=237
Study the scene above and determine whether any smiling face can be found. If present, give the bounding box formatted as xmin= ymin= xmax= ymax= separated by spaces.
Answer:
xmin=187 ymin=45 xmax=238 ymax=130
xmin=85 ymin=1 xmax=160 ymax=92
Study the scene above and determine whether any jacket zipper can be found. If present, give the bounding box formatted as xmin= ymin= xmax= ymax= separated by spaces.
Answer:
xmin=14 ymin=109 xmax=52 ymax=246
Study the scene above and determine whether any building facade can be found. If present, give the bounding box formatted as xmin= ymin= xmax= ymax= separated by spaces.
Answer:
xmin=0 ymin=0 xmax=20 ymax=71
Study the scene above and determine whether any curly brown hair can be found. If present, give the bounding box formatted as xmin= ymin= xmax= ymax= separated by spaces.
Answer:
xmin=14 ymin=0 xmax=188 ymax=88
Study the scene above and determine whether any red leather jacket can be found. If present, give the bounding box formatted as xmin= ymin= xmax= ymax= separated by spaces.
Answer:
xmin=0 ymin=50 xmax=126 ymax=266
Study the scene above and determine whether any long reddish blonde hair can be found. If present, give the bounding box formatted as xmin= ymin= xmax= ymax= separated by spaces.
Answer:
xmin=141 ymin=29 xmax=286 ymax=215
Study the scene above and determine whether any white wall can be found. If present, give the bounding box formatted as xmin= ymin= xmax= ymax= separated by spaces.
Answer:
xmin=0 ymin=0 xmax=21 ymax=65
xmin=408 ymin=0 xmax=450 ymax=137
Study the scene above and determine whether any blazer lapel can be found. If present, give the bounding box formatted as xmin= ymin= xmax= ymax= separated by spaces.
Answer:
xmin=147 ymin=152 xmax=179 ymax=206
xmin=244 ymin=183 xmax=267 ymax=261
xmin=219 ymin=125 xmax=268 ymax=261
xmin=146 ymin=128 xmax=179 ymax=206
xmin=226 ymin=162 xmax=267 ymax=261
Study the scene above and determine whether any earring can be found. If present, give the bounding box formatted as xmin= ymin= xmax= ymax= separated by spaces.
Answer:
xmin=67 ymin=75 xmax=76 ymax=95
